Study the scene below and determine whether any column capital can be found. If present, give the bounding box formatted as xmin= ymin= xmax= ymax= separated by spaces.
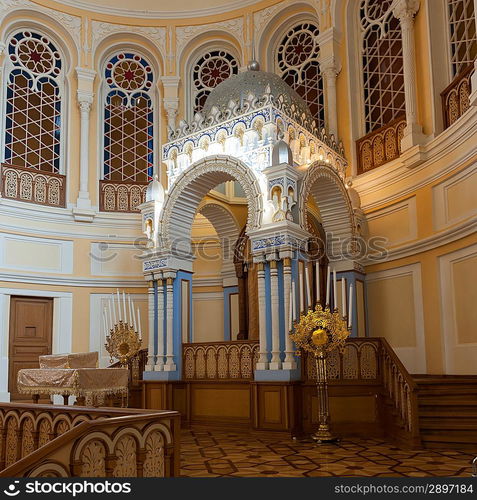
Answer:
xmin=392 ymin=0 xmax=420 ymax=23
xmin=77 ymin=89 xmax=94 ymax=111
xmin=75 ymin=66 xmax=96 ymax=84
xmin=160 ymin=75 xmax=181 ymax=89
xmin=319 ymin=56 xmax=342 ymax=78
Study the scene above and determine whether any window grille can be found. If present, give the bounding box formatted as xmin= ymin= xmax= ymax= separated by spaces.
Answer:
xmin=447 ymin=0 xmax=476 ymax=76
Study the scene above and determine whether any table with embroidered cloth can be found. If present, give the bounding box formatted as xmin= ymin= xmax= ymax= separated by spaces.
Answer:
xmin=17 ymin=367 xmax=129 ymax=407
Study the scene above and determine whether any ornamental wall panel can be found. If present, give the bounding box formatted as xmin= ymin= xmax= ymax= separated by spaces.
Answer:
xmin=90 ymin=242 xmax=143 ymax=277
xmin=0 ymin=233 xmax=73 ymax=274
xmin=366 ymin=197 xmax=417 ymax=247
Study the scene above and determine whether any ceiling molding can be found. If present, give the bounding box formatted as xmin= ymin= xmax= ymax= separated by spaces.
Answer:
xmin=47 ymin=0 xmax=264 ymax=19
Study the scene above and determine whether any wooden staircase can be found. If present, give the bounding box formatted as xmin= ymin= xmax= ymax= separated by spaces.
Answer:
xmin=414 ymin=375 xmax=477 ymax=450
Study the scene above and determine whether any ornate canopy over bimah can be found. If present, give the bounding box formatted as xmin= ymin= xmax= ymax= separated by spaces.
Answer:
xmin=138 ymin=62 xmax=365 ymax=383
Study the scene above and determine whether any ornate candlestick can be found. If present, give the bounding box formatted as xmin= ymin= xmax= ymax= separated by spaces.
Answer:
xmin=290 ymin=304 xmax=350 ymax=444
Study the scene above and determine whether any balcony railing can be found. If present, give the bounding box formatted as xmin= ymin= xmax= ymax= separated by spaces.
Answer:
xmin=441 ymin=64 xmax=474 ymax=129
xmin=0 ymin=402 xmax=180 ymax=477
xmin=183 ymin=341 xmax=260 ymax=381
xmin=0 ymin=163 xmax=66 ymax=207
xmin=99 ymin=179 xmax=148 ymax=213
xmin=356 ymin=115 xmax=406 ymax=174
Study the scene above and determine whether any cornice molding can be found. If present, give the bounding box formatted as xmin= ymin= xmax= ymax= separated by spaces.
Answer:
xmin=363 ymin=217 xmax=477 ymax=266
xmin=47 ymin=0 xmax=263 ymax=19
xmin=0 ymin=272 xmax=146 ymax=287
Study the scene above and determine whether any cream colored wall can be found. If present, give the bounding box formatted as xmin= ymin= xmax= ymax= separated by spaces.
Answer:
xmin=0 ymin=0 xmax=475 ymax=378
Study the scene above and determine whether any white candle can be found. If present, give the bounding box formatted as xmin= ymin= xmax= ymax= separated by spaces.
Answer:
xmin=315 ymin=262 xmax=320 ymax=304
xmin=305 ymin=265 xmax=312 ymax=308
xmin=128 ymin=295 xmax=134 ymax=328
xmin=333 ymin=269 xmax=337 ymax=311
xmin=116 ymin=289 xmax=121 ymax=322
xmin=108 ymin=296 xmax=114 ymax=329
xmin=348 ymin=283 xmax=353 ymax=329
xmin=326 ymin=265 xmax=331 ymax=307
xmin=137 ymin=307 xmax=142 ymax=340
xmin=102 ymin=309 xmax=108 ymax=338
xmin=299 ymin=269 xmax=304 ymax=313
xmin=288 ymin=288 xmax=293 ymax=332
xmin=132 ymin=299 xmax=138 ymax=332
xmin=341 ymin=277 xmax=346 ymax=319
xmin=292 ymin=281 xmax=297 ymax=320
xmin=122 ymin=292 xmax=127 ymax=324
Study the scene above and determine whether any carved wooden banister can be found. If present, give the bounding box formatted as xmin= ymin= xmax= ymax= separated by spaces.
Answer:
xmin=99 ymin=179 xmax=148 ymax=212
xmin=0 ymin=403 xmax=180 ymax=477
xmin=0 ymin=163 xmax=66 ymax=207
xmin=441 ymin=64 xmax=474 ymax=129
xmin=379 ymin=337 xmax=420 ymax=446
xmin=182 ymin=340 xmax=259 ymax=380
xmin=356 ymin=115 xmax=406 ymax=174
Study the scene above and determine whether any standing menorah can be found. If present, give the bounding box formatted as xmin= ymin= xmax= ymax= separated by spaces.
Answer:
xmin=103 ymin=290 xmax=143 ymax=366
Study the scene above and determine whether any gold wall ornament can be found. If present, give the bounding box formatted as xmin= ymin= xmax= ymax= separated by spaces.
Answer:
xmin=105 ymin=321 xmax=142 ymax=366
xmin=290 ymin=304 xmax=350 ymax=443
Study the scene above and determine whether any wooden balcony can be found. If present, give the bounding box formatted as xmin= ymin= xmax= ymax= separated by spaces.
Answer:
xmin=0 ymin=403 xmax=180 ymax=477
xmin=441 ymin=64 xmax=474 ymax=129
xmin=0 ymin=163 xmax=66 ymax=208
xmin=356 ymin=115 xmax=406 ymax=174
xmin=99 ymin=179 xmax=148 ymax=213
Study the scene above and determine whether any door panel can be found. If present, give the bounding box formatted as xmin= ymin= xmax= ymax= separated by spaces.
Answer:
xmin=9 ymin=296 xmax=53 ymax=400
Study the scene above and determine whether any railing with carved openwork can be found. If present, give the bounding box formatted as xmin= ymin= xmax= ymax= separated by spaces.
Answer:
xmin=109 ymin=348 xmax=148 ymax=407
xmin=441 ymin=64 xmax=474 ymax=129
xmin=379 ymin=337 xmax=420 ymax=444
xmin=303 ymin=338 xmax=381 ymax=383
xmin=0 ymin=402 xmax=180 ymax=477
xmin=183 ymin=341 xmax=259 ymax=380
xmin=356 ymin=115 xmax=406 ymax=174
xmin=0 ymin=163 xmax=66 ymax=207
xmin=302 ymin=337 xmax=419 ymax=445
xmin=99 ymin=180 xmax=148 ymax=213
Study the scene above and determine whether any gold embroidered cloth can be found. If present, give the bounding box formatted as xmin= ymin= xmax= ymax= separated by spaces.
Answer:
xmin=39 ymin=351 xmax=98 ymax=369
xmin=17 ymin=367 xmax=128 ymax=404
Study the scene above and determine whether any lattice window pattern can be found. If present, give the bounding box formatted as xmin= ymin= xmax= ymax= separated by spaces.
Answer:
xmin=4 ymin=31 xmax=62 ymax=173
xmin=103 ymin=52 xmax=154 ymax=182
xmin=192 ymin=50 xmax=238 ymax=115
xmin=447 ymin=0 xmax=477 ymax=76
xmin=276 ymin=22 xmax=325 ymax=130
xmin=360 ymin=0 xmax=405 ymax=134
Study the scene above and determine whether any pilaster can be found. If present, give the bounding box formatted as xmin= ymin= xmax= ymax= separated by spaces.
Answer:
xmin=73 ymin=67 xmax=96 ymax=222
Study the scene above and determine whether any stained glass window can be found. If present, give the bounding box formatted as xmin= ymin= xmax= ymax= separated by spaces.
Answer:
xmin=276 ymin=22 xmax=325 ymax=130
xmin=447 ymin=0 xmax=476 ymax=76
xmin=4 ymin=31 xmax=62 ymax=173
xmin=103 ymin=52 xmax=154 ymax=183
xmin=360 ymin=0 xmax=405 ymax=134
xmin=192 ymin=50 xmax=238 ymax=115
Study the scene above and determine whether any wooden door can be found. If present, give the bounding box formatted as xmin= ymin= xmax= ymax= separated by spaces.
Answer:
xmin=9 ymin=296 xmax=53 ymax=400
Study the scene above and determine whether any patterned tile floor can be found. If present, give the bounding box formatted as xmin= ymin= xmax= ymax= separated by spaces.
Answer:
xmin=180 ymin=427 xmax=476 ymax=477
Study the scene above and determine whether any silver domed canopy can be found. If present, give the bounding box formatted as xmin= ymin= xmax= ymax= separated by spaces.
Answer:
xmin=202 ymin=62 xmax=314 ymax=125
xmin=145 ymin=174 xmax=164 ymax=203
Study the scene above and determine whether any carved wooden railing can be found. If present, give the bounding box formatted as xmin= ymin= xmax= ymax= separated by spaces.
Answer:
xmin=302 ymin=338 xmax=381 ymax=383
xmin=109 ymin=348 xmax=148 ymax=407
xmin=99 ymin=179 xmax=147 ymax=212
xmin=183 ymin=341 xmax=259 ymax=381
xmin=0 ymin=403 xmax=180 ymax=477
xmin=0 ymin=163 xmax=66 ymax=207
xmin=379 ymin=337 xmax=420 ymax=445
xmin=302 ymin=338 xmax=419 ymax=445
xmin=356 ymin=115 xmax=406 ymax=174
xmin=441 ymin=64 xmax=474 ymax=129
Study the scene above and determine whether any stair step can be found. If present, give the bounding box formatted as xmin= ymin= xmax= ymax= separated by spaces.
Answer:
xmin=419 ymin=398 xmax=477 ymax=406
xmin=417 ymin=388 xmax=477 ymax=396
xmin=419 ymin=418 xmax=477 ymax=430
xmin=419 ymin=410 xmax=477 ymax=418
xmin=420 ymin=432 xmax=477 ymax=444
xmin=413 ymin=375 xmax=477 ymax=383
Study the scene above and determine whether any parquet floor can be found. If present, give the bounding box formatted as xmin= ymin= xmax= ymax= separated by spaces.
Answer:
xmin=180 ymin=427 xmax=476 ymax=477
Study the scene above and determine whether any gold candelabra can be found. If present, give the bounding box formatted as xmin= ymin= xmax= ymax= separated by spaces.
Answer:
xmin=105 ymin=321 xmax=142 ymax=366
xmin=290 ymin=304 xmax=350 ymax=443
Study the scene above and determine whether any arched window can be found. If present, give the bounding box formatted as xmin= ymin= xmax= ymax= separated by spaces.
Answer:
xmin=275 ymin=22 xmax=325 ymax=130
xmin=191 ymin=50 xmax=238 ymax=115
xmin=447 ymin=0 xmax=476 ymax=76
xmin=4 ymin=30 xmax=63 ymax=173
xmin=103 ymin=52 xmax=154 ymax=183
xmin=360 ymin=0 xmax=405 ymax=133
